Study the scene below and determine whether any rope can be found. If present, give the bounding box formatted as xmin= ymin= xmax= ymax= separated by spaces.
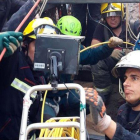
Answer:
xmin=125 ymin=3 xmax=129 ymax=48
xmin=80 ymin=41 xmax=135 ymax=53
xmin=38 ymin=0 xmax=49 ymax=17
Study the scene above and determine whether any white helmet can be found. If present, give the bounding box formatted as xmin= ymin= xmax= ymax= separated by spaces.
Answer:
xmin=112 ymin=50 xmax=140 ymax=100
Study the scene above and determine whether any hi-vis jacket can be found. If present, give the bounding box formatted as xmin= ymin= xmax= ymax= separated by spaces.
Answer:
xmin=0 ymin=1 xmax=44 ymax=140
xmin=0 ymin=50 xmax=44 ymax=140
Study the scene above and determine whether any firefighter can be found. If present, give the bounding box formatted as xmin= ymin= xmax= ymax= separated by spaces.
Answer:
xmin=85 ymin=50 xmax=140 ymax=140
xmin=90 ymin=3 xmax=140 ymax=121
xmin=0 ymin=17 xmax=59 ymax=140
xmin=91 ymin=3 xmax=131 ymax=102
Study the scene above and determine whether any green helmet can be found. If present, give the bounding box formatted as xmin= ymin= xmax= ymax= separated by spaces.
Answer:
xmin=57 ymin=15 xmax=82 ymax=36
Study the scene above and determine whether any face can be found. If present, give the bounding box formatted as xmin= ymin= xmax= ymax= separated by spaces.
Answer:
xmin=28 ymin=40 xmax=35 ymax=62
xmin=106 ymin=16 xmax=121 ymax=28
xmin=123 ymin=68 xmax=140 ymax=104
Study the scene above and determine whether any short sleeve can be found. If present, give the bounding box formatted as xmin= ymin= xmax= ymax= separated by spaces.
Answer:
xmin=92 ymin=23 xmax=105 ymax=42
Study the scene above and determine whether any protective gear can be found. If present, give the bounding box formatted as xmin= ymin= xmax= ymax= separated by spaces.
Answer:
xmin=101 ymin=3 xmax=124 ymax=19
xmin=57 ymin=15 xmax=82 ymax=36
xmin=0 ymin=31 xmax=23 ymax=57
xmin=112 ymin=51 xmax=140 ymax=106
xmin=111 ymin=49 xmax=125 ymax=61
xmin=117 ymin=103 xmax=140 ymax=136
xmin=84 ymin=87 xmax=111 ymax=132
xmin=0 ymin=46 xmax=44 ymax=140
xmin=112 ymin=50 xmax=140 ymax=78
xmin=23 ymin=17 xmax=59 ymax=39
xmin=108 ymin=37 xmax=123 ymax=48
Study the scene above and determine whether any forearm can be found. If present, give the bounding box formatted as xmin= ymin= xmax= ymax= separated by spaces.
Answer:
xmin=2 ymin=0 xmax=37 ymax=32
xmin=105 ymin=122 xmax=140 ymax=140
xmin=104 ymin=120 xmax=116 ymax=139
xmin=80 ymin=44 xmax=113 ymax=65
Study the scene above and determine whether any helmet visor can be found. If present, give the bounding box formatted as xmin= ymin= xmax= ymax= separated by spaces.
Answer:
xmin=102 ymin=11 xmax=122 ymax=18
xmin=34 ymin=24 xmax=60 ymax=36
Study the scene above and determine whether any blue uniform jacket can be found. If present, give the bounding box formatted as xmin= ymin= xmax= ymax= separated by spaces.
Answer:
xmin=80 ymin=44 xmax=114 ymax=65
xmin=0 ymin=50 xmax=45 ymax=140
xmin=106 ymin=103 xmax=140 ymax=140
xmin=0 ymin=1 xmax=45 ymax=140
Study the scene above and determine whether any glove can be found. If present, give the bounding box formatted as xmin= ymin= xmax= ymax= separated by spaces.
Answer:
xmin=123 ymin=48 xmax=132 ymax=55
xmin=0 ymin=31 xmax=23 ymax=57
xmin=84 ymin=87 xmax=111 ymax=132
xmin=108 ymin=37 xmax=123 ymax=48
xmin=111 ymin=49 xmax=125 ymax=61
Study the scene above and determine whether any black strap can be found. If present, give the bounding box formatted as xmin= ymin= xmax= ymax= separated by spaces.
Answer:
xmin=104 ymin=25 xmax=112 ymax=41
xmin=126 ymin=112 xmax=140 ymax=131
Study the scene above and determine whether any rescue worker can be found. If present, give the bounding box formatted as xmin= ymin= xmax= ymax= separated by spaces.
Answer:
xmin=0 ymin=17 xmax=59 ymax=140
xmin=56 ymin=15 xmax=124 ymax=65
xmin=0 ymin=1 xmax=85 ymax=139
xmin=85 ymin=50 xmax=140 ymax=140
xmin=90 ymin=3 xmax=140 ymax=120
xmin=1 ymin=3 xmax=88 ymax=137
xmin=91 ymin=3 xmax=131 ymax=102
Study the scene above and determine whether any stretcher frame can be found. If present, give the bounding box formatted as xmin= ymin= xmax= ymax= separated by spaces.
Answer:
xmin=19 ymin=83 xmax=86 ymax=140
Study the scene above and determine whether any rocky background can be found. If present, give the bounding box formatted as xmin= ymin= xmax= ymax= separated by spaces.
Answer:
xmin=128 ymin=3 xmax=139 ymax=22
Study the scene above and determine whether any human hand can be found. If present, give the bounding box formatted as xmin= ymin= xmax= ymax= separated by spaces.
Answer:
xmin=108 ymin=37 xmax=123 ymax=48
xmin=111 ymin=49 xmax=125 ymax=61
xmin=123 ymin=48 xmax=132 ymax=55
xmin=84 ymin=88 xmax=111 ymax=132
xmin=0 ymin=31 xmax=23 ymax=57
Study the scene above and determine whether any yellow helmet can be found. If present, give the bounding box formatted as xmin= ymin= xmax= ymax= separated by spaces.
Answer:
xmin=23 ymin=17 xmax=60 ymax=39
xmin=101 ymin=3 xmax=124 ymax=19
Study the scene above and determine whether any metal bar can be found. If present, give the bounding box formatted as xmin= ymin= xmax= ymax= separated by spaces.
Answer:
xmin=47 ymin=0 xmax=140 ymax=4
xmin=26 ymin=122 xmax=80 ymax=137
xmin=19 ymin=83 xmax=86 ymax=140
xmin=48 ymin=116 xmax=80 ymax=120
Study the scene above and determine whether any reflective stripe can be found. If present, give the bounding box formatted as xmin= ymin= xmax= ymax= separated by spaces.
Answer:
xmin=11 ymin=78 xmax=37 ymax=98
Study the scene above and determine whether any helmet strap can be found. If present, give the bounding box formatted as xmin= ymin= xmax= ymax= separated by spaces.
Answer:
xmin=127 ymin=100 xmax=140 ymax=107
xmin=23 ymin=40 xmax=29 ymax=56
xmin=23 ymin=37 xmax=35 ymax=56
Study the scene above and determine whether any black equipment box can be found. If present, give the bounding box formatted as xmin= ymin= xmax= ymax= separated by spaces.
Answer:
xmin=34 ymin=34 xmax=84 ymax=75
